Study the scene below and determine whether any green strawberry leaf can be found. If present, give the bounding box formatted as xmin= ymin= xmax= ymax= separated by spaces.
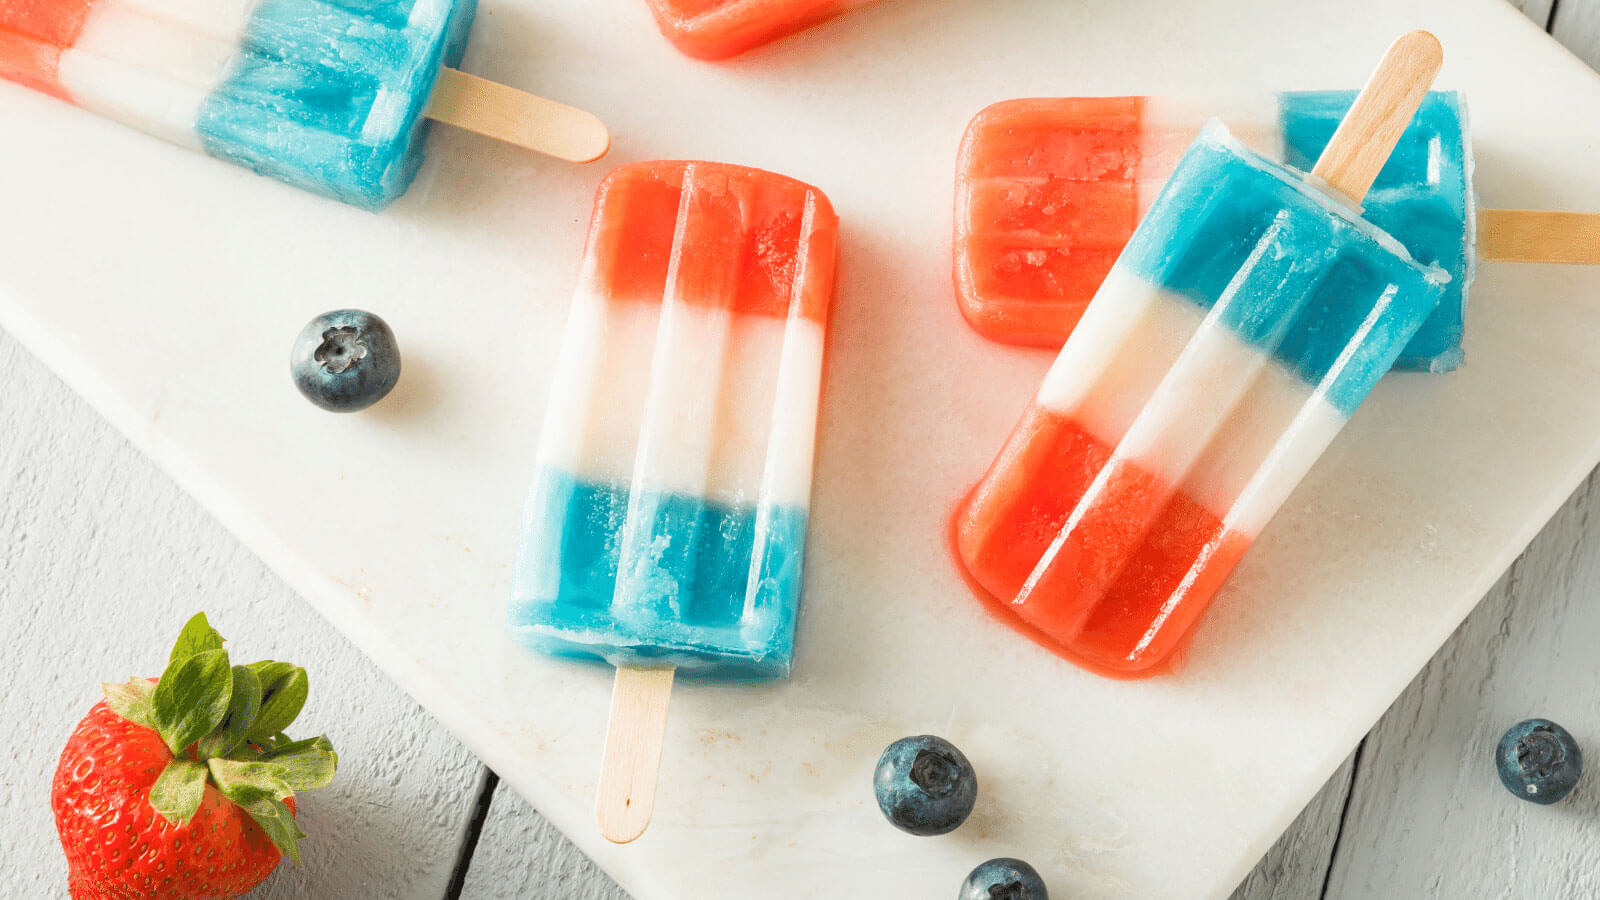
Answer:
xmin=207 ymin=758 xmax=293 ymax=802
xmin=149 ymin=758 xmax=209 ymax=825
xmin=209 ymin=758 xmax=305 ymax=864
xmin=245 ymin=662 xmax=308 ymax=742
xmin=260 ymin=735 xmax=338 ymax=791
xmin=237 ymin=797 xmax=305 ymax=866
xmin=260 ymin=734 xmax=333 ymax=757
xmin=102 ymin=679 xmax=158 ymax=730
xmin=169 ymin=612 xmax=226 ymax=663
xmin=151 ymin=648 xmax=233 ymax=755
xmin=198 ymin=665 xmax=262 ymax=760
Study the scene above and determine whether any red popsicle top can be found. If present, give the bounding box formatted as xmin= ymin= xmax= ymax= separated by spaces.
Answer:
xmin=582 ymin=160 xmax=838 ymax=326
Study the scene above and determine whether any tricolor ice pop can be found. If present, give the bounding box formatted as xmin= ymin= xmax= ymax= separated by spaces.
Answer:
xmin=953 ymin=33 xmax=1449 ymax=678
xmin=955 ymin=92 xmax=1471 ymax=370
xmin=644 ymin=0 xmax=875 ymax=59
xmin=509 ymin=160 xmax=838 ymax=839
xmin=0 ymin=0 xmax=607 ymax=209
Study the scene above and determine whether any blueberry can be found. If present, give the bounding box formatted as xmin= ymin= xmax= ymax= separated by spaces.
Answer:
xmin=1496 ymin=718 xmax=1582 ymax=804
xmin=960 ymin=858 xmax=1048 ymax=900
xmin=291 ymin=310 xmax=401 ymax=412
xmin=873 ymin=735 xmax=977 ymax=836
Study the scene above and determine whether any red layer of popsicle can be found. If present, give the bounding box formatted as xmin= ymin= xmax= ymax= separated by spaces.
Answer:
xmin=953 ymin=97 xmax=1147 ymax=345
xmin=644 ymin=0 xmax=852 ymax=60
xmin=584 ymin=160 xmax=837 ymax=324
xmin=953 ymin=405 xmax=1251 ymax=677
xmin=0 ymin=0 xmax=95 ymax=98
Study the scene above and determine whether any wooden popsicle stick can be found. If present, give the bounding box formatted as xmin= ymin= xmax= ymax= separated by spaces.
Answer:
xmin=1478 ymin=209 xmax=1600 ymax=264
xmin=1311 ymin=30 xmax=1444 ymax=205
xmin=426 ymin=67 xmax=610 ymax=163
xmin=595 ymin=665 xmax=675 ymax=843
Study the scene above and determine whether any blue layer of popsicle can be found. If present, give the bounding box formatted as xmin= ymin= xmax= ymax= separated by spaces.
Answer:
xmin=509 ymin=469 xmax=806 ymax=678
xmin=1279 ymin=91 xmax=1473 ymax=372
xmin=1123 ymin=124 xmax=1449 ymax=415
xmin=197 ymin=0 xmax=477 ymax=210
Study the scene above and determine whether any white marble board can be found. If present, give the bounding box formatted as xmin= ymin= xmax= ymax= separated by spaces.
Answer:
xmin=4 ymin=0 xmax=1599 ymax=897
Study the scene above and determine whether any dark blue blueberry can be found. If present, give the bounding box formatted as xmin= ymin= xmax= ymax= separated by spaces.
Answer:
xmin=873 ymin=735 xmax=977 ymax=836
xmin=1496 ymin=718 xmax=1582 ymax=805
xmin=291 ymin=310 xmax=401 ymax=412
xmin=960 ymin=858 xmax=1048 ymax=900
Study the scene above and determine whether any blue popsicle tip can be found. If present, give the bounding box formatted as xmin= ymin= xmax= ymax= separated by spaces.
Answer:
xmin=508 ymin=470 xmax=806 ymax=677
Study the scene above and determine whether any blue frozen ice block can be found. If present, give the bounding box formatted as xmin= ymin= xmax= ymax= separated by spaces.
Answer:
xmin=1127 ymin=121 xmax=1452 ymax=412
xmin=197 ymin=0 xmax=477 ymax=210
xmin=1279 ymin=90 xmax=1473 ymax=372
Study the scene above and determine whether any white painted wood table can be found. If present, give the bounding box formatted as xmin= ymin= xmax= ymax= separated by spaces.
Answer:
xmin=4 ymin=2 xmax=1600 ymax=897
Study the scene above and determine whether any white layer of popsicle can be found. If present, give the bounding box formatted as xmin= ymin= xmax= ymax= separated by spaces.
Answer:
xmin=1034 ymin=267 xmax=1346 ymax=541
xmin=534 ymin=290 xmax=825 ymax=508
xmin=57 ymin=0 xmax=258 ymax=148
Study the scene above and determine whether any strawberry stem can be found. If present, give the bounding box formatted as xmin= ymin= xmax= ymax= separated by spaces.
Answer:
xmin=99 ymin=612 xmax=338 ymax=864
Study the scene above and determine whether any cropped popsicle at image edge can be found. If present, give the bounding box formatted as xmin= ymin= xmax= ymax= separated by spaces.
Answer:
xmin=644 ymin=0 xmax=878 ymax=59
xmin=953 ymin=31 xmax=1450 ymax=679
xmin=0 ymin=0 xmax=609 ymax=209
xmin=508 ymin=160 xmax=839 ymax=842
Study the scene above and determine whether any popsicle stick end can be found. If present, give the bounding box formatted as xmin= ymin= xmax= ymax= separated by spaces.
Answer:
xmin=596 ymin=666 xmax=675 ymax=844
xmin=427 ymin=67 xmax=610 ymax=163
xmin=1310 ymin=30 xmax=1443 ymax=204
xmin=1479 ymin=209 xmax=1600 ymax=264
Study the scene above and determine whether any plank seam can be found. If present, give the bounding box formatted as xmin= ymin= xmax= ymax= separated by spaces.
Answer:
xmin=444 ymin=768 xmax=502 ymax=900
xmin=1319 ymin=739 xmax=1367 ymax=899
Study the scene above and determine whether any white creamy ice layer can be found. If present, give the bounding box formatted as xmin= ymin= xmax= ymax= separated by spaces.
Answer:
xmin=1035 ymin=267 xmax=1346 ymax=540
xmin=58 ymin=0 xmax=260 ymax=148
xmin=534 ymin=289 xmax=825 ymax=509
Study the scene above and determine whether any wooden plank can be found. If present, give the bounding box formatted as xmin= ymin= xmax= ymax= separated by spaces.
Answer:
xmin=1322 ymin=470 xmax=1600 ymax=898
xmin=1553 ymin=0 xmax=1600 ymax=70
xmin=0 ymin=332 xmax=487 ymax=900
xmin=1228 ymin=754 xmax=1356 ymax=900
xmin=460 ymin=778 xmax=629 ymax=899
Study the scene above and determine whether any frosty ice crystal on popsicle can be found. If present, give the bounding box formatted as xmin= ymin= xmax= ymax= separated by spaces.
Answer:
xmin=953 ymin=33 xmax=1450 ymax=678
xmin=0 ymin=0 xmax=607 ymax=208
xmin=955 ymin=92 xmax=1472 ymax=371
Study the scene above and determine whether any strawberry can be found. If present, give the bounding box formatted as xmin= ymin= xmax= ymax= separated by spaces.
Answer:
xmin=51 ymin=614 xmax=338 ymax=899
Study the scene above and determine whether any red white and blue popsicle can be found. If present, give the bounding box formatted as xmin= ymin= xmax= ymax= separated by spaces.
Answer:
xmin=510 ymin=159 xmax=839 ymax=841
xmin=954 ymin=34 xmax=1450 ymax=679
xmin=0 ymin=0 xmax=607 ymax=208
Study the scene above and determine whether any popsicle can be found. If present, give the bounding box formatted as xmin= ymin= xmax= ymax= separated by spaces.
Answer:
xmin=644 ymin=0 xmax=876 ymax=59
xmin=509 ymin=159 xmax=838 ymax=839
xmin=953 ymin=32 xmax=1449 ymax=678
xmin=955 ymin=92 xmax=1469 ymax=370
xmin=0 ymin=0 xmax=608 ymax=209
